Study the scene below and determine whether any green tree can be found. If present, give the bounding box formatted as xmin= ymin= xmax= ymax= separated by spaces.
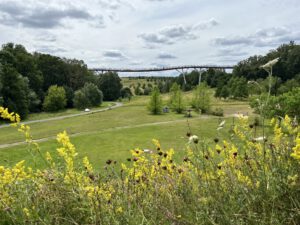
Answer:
xmin=43 ymin=85 xmax=66 ymax=112
xmin=120 ymin=87 xmax=133 ymax=100
xmin=250 ymin=88 xmax=300 ymax=120
xmin=227 ymin=76 xmax=249 ymax=99
xmin=148 ymin=87 xmax=163 ymax=115
xmin=191 ymin=83 xmax=211 ymax=113
xmin=0 ymin=65 xmax=30 ymax=118
xmin=97 ymin=72 xmax=122 ymax=101
xmin=28 ymin=90 xmax=41 ymax=112
xmin=221 ymin=86 xmax=230 ymax=99
xmin=63 ymin=86 xmax=74 ymax=108
xmin=1 ymin=43 xmax=44 ymax=96
xmin=169 ymin=83 xmax=185 ymax=113
xmin=134 ymin=86 xmax=143 ymax=95
xmin=73 ymin=90 xmax=90 ymax=110
xmin=82 ymin=83 xmax=103 ymax=106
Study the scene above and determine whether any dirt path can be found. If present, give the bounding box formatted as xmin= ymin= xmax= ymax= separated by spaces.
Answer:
xmin=0 ymin=102 xmax=123 ymax=129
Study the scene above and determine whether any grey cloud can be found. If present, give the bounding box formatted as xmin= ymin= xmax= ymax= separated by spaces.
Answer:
xmin=159 ymin=24 xmax=196 ymax=39
xmin=255 ymin=27 xmax=289 ymax=38
xmin=98 ymin=0 xmax=121 ymax=10
xmin=35 ymin=46 xmax=67 ymax=54
xmin=217 ymin=48 xmax=248 ymax=57
xmin=138 ymin=33 xmax=173 ymax=44
xmin=157 ymin=52 xmax=177 ymax=59
xmin=0 ymin=1 xmax=99 ymax=29
xmin=98 ymin=0 xmax=134 ymax=10
xmin=129 ymin=60 xmax=143 ymax=66
xmin=90 ymin=15 xmax=105 ymax=28
xmin=103 ymin=50 xmax=127 ymax=59
xmin=194 ymin=18 xmax=219 ymax=30
xmin=215 ymin=37 xmax=253 ymax=46
xmin=108 ymin=12 xmax=120 ymax=23
xmin=146 ymin=0 xmax=172 ymax=2
xmin=213 ymin=49 xmax=249 ymax=64
xmin=214 ymin=26 xmax=295 ymax=48
xmin=151 ymin=62 xmax=170 ymax=68
xmin=139 ymin=18 xmax=219 ymax=46
xmin=0 ymin=2 xmax=23 ymax=15
xmin=35 ymin=34 xmax=57 ymax=42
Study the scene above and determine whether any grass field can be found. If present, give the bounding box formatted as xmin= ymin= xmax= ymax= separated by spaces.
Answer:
xmin=0 ymin=91 xmax=256 ymax=170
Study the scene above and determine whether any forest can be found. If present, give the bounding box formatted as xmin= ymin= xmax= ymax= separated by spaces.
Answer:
xmin=0 ymin=42 xmax=300 ymax=119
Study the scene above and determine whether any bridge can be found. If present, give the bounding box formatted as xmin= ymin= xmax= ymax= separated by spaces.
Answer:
xmin=89 ymin=65 xmax=235 ymax=73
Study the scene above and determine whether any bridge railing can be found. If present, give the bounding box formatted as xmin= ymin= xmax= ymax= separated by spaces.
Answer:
xmin=89 ymin=65 xmax=235 ymax=73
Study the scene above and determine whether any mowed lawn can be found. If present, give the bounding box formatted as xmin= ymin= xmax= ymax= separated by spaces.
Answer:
xmin=0 ymin=93 xmax=255 ymax=170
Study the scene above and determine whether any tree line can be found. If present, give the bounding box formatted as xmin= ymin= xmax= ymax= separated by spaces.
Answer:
xmin=1 ymin=41 xmax=299 ymax=119
xmin=0 ymin=43 xmax=124 ymax=119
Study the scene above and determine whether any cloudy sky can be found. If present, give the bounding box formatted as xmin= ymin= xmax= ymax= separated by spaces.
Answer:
xmin=0 ymin=0 xmax=300 ymax=74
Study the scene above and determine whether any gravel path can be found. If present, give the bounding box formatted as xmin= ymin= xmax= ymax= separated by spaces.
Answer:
xmin=0 ymin=102 xmax=123 ymax=129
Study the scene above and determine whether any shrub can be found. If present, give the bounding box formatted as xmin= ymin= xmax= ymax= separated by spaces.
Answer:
xmin=143 ymin=87 xmax=152 ymax=96
xmin=73 ymin=83 xmax=103 ymax=110
xmin=43 ymin=85 xmax=66 ymax=112
xmin=191 ymin=83 xmax=211 ymax=113
xmin=211 ymin=107 xmax=224 ymax=116
xmin=120 ymin=87 xmax=133 ymax=99
xmin=82 ymin=83 xmax=103 ymax=107
xmin=250 ymin=88 xmax=300 ymax=120
xmin=73 ymin=90 xmax=90 ymax=110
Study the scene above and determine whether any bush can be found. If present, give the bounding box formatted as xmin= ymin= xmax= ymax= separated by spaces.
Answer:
xmin=73 ymin=90 xmax=90 ymax=109
xmin=143 ymin=87 xmax=152 ymax=96
xmin=250 ymin=88 xmax=300 ymax=120
xmin=82 ymin=83 xmax=103 ymax=107
xmin=191 ymin=83 xmax=211 ymax=113
xmin=0 ymin=108 xmax=299 ymax=225
xmin=73 ymin=83 xmax=103 ymax=110
xmin=120 ymin=87 xmax=133 ymax=99
xmin=211 ymin=107 xmax=224 ymax=116
xmin=43 ymin=85 xmax=66 ymax=112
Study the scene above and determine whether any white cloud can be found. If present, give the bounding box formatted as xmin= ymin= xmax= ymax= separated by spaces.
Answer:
xmin=214 ymin=26 xmax=298 ymax=48
xmin=139 ymin=18 xmax=219 ymax=46
xmin=0 ymin=0 xmax=299 ymax=70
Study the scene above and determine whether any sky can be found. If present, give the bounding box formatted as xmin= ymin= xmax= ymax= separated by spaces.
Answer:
xmin=0 ymin=0 xmax=300 ymax=75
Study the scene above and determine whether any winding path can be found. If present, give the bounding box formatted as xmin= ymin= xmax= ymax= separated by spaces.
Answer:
xmin=0 ymin=102 xmax=123 ymax=129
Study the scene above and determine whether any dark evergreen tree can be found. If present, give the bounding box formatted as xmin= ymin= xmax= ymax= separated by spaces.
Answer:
xmin=97 ymin=72 xmax=122 ymax=101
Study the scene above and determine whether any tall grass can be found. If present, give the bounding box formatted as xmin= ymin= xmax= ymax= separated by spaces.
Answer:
xmin=0 ymin=107 xmax=299 ymax=225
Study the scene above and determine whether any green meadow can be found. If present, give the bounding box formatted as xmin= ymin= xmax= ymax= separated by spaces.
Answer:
xmin=0 ymin=92 xmax=254 ymax=170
